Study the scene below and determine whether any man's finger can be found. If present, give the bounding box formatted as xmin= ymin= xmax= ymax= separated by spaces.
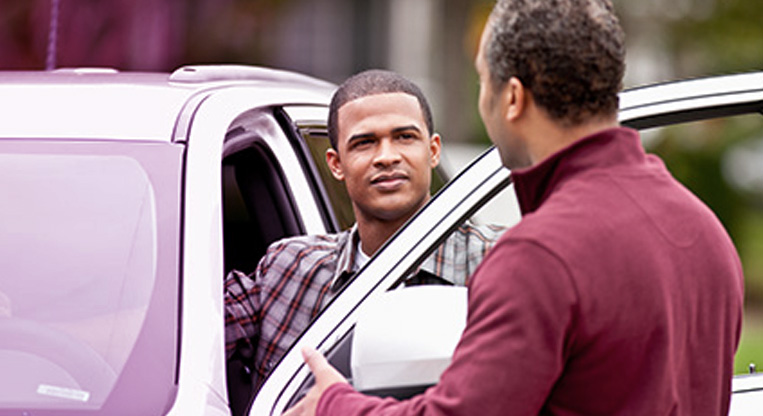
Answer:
xmin=301 ymin=346 xmax=328 ymax=373
xmin=301 ymin=346 xmax=348 ymax=387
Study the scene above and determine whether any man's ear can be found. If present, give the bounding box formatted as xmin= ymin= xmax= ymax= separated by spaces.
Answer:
xmin=429 ymin=133 xmax=442 ymax=168
xmin=504 ymin=76 xmax=526 ymax=122
xmin=326 ymin=148 xmax=345 ymax=181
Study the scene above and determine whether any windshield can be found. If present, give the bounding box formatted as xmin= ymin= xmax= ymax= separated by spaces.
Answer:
xmin=0 ymin=140 xmax=182 ymax=414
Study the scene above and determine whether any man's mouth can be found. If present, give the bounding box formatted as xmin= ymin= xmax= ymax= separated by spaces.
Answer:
xmin=371 ymin=172 xmax=408 ymax=190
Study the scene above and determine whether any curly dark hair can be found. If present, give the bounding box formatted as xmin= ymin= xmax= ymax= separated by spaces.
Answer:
xmin=328 ymin=69 xmax=434 ymax=149
xmin=487 ymin=0 xmax=625 ymax=125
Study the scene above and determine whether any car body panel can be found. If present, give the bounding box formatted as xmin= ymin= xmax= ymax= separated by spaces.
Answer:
xmin=730 ymin=374 xmax=763 ymax=415
xmin=0 ymin=65 xmax=336 ymax=416
xmin=0 ymin=66 xmax=334 ymax=143
xmin=173 ymin=89 xmax=333 ymax=415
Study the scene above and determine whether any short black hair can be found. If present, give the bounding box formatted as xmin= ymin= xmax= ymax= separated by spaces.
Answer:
xmin=487 ymin=0 xmax=625 ymax=125
xmin=328 ymin=70 xmax=434 ymax=149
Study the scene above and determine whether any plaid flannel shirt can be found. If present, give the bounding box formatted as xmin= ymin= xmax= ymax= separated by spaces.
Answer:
xmin=224 ymin=221 xmax=505 ymax=390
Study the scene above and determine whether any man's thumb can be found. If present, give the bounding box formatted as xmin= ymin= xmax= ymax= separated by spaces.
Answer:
xmin=301 ymin=346 xmax=348 ymax=387
xmin=301 ymin=346 xmax=326 ymax=372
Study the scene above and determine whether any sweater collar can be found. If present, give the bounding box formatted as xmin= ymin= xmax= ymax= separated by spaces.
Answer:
xmin=510 ymin=127 xmax=644 ymax=215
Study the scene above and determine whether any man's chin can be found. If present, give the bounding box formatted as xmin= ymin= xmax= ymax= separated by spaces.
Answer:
xmin=500 ymin=152 xmax=531 ymax=171
xmin=369 ymin=200 xmax=428 ymax=224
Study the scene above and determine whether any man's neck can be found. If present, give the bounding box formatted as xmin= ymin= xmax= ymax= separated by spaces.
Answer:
xmin=355 ymin=215 xmax=410 ymax=257
xmin=527 ymin=114 xmax=619 ymax=166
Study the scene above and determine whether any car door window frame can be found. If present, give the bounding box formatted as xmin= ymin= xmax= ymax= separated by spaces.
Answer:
xmin=280 ymin=105 xmax=348 ymax=232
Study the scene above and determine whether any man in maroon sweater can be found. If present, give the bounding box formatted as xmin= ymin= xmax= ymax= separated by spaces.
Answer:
xmin=284 ymin=0 xmax=745 ymax=415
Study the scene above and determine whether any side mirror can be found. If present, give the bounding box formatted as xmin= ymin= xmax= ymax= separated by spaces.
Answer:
xmin=351 ymin=285 xmax=467 ymax=398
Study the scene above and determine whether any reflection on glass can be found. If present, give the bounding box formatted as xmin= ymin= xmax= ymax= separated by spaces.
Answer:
xmin=0 ymin=153 xmax=156 ymax=409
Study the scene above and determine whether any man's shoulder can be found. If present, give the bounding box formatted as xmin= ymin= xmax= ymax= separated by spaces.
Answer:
xmin=452 ymin=221 xmax=507 ymax=243
xmin=265 ymin=230 xmax=351 ymax=253
xmin=257 ymin=229 xmax=352 ymax=271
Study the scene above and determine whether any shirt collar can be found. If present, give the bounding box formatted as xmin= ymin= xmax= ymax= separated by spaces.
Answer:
xmin=329 ymin=219 xmax=454 ymax=293
xmin=330 ymin=224 xmax=362 ymax=292
xmin=510 ymin=127 xmax=643 ymax=215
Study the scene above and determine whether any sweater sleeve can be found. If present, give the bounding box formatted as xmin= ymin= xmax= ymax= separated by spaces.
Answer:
xmin=317 ymin=238 xmax=578 ymax=416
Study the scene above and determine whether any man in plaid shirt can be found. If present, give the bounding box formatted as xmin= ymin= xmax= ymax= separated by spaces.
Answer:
xmin=224 ymin=70 xmax=505 ymax=397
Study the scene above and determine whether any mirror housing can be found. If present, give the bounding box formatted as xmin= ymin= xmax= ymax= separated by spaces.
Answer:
xmin=351 ymin=285 xmax=467 ymax=396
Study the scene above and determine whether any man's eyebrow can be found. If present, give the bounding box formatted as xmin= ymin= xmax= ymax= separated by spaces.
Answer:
xmin=347 ymin=125 xmax=423 ymax=143
xmin=391 ymin=125 xmax=422 ymax=134
xmin=348 ymin=132 xmax=376 ymax=142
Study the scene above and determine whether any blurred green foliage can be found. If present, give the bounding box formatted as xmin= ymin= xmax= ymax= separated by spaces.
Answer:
xmin=736 ymin=308 xmax=763 ymax=373
xmin=649 ymin=117 xmax=763 ymax=301
xmin=668 ymin=0 xmax=763 ymax=76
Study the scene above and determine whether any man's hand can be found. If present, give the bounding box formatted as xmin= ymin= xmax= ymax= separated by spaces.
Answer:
xmin=282 ymin=346 xmax=349 ymax=416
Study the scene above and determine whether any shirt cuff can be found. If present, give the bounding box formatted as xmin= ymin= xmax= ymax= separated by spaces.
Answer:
xmin=316 ymin=382 xmax=355 ymax=416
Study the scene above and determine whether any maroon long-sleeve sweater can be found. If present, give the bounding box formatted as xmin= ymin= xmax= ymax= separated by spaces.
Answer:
xmin=318 ymin=127 xmax=744 ymax=416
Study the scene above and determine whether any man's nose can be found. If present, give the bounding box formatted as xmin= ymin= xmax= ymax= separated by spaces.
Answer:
xmin=373 ymin=138 xmax=402 ymax=166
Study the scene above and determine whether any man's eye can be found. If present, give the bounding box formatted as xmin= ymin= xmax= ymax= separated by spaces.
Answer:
xmin=352 ymin=139 xmax=374 ymax=149
xmin=398 ymin=132 xmax=416 ymax=140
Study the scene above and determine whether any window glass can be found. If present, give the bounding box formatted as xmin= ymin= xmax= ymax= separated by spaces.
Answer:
xmin=299 ymin=126 xmax=355 ymax=230
xmin=0 ymin=141 xmax=181 ymax=413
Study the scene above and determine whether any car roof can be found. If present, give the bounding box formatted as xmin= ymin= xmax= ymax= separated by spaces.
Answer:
xmin=0 ymin=65 xmax=336 ymax=143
